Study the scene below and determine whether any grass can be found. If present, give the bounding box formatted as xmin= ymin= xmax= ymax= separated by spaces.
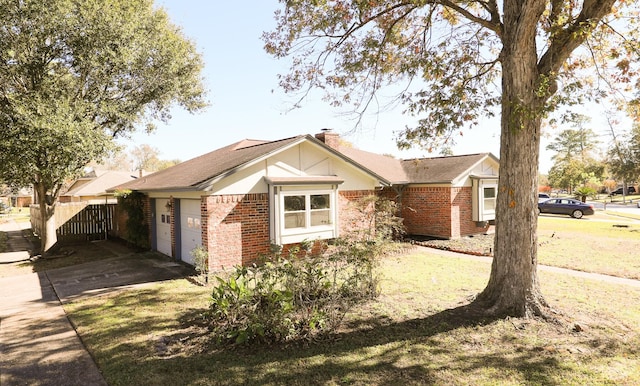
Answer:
xmin=421 ymin=214 xmax=640 ymax=280
xmin=537 ymin=216 xmax=640 ymax=279
xmin=3 ymin=217 xmax=639 ymax=385
xmin=64 ymin=252 xmax=640 ymax=385
xmin=0 ymin=207 xmax=31 ymax=223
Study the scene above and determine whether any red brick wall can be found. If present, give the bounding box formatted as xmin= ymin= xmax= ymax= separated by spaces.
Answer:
xmin=200 ymin=189 xmax=376 ymax=271
xmin=397 ymin=185 xmax=488 ymax=239
xmin=452 ymin=187 xmax=490 ymax=237
xmin=203 ymin=193 xmax=270 ymax=271
xmin=169 ymin=196 xmax=176 ymax=257
xmin=338 ymin=190 xmax=376 ymax=238
xmin=401 ymin=186 xmax=452 ymax=238
xmin=144 ymin=195 xmax=152 ymax=248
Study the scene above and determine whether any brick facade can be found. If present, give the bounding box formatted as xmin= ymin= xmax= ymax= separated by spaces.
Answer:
xmin=202 ymin=193 xmax=271 ymax=271
xmin=338 ymin=190 xmax=377 ymax=238
xmin=137 ymin=185 xmax=488 ymax=267
xmin=143 ymin=195 xmax=152 ymax=248
xmin=389 ymin=185 xmax=489 ymax=239
xmin=169 ymin=196 xmax=176 ymax=257
xmin=195 ymin=189 xmax=376 ymax=271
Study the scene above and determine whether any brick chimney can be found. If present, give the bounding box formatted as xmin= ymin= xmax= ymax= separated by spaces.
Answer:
xmin=315 ymin=128 xmax=340 ymax=149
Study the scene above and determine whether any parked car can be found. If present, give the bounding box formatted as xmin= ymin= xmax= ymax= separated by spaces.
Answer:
xmin=538 ymin=193 xmax=551 ymax=202
xmin=537 ymin=198 xmax=594 ymax=219
xmin=609 ymin=187 xmax=636 ymax=196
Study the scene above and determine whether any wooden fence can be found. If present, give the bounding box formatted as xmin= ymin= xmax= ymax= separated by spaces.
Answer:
xmin=30 ymin=202 xmax=116 ymax=242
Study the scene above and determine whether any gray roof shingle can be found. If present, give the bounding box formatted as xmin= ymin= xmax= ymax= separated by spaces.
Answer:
xmin=113 ymin=136 xmax=305 ymax=192
xmin=112 ymin=133 xmax=497 ymax=193
xmin=338 ymin=147 xmax=495 ymax=184
xmin=401 ymin=153 xmax=495 ymax=184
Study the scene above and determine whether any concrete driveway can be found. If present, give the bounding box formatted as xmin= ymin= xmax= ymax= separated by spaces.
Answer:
xmin=0 ymin=219 xmax=194 ymax=386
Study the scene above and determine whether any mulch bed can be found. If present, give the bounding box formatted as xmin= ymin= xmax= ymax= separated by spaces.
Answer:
xmin=410 ymin=233 xmax=495 ymax=257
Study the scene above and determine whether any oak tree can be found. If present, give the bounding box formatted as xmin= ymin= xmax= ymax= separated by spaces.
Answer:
xmin=0 ymin=0 xmax=206 ymax=254
xmin=264 ymin=0 xmax=639 ymax=317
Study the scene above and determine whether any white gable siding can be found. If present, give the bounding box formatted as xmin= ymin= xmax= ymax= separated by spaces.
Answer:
xmin=453 ymin=157 xmax=500 ymax=188
xmin=207 ymin=142 xmax=380 ymax=195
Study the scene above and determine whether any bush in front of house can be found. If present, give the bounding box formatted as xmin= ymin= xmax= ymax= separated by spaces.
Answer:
xmin=207 ymin=239 xmax=380 ymax=345
xmin=207 ymin=196 xmax=403 ymax=345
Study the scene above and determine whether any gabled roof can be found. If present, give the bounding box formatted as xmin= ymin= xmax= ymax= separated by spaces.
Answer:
xmin=112 ymin=135 xmax=389 ymax=192
xmin=401 ymin=153 xmax=499 ymax=184
xmin=337 ymin=146 xmax=409 ymax=184
xmin=112 ymin=133 xmax=498 ymax=193
xmin=63 ymin=170 xmax=139 ymax=197
xmin=113 ymin=136 xmax=306 ymax=192
xmin=337 ymin=147 xmax=498 ymax=185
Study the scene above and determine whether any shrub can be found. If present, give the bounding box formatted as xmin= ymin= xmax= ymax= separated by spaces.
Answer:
xmin=116 ymin=190 xmax=149 ymax=249
xmin=207 ymin=239 xmax=381 ymax=345
xmin=206 ymin=195 xmax=404 ymax=345
xmin=574 ymin=186 xmax=597 ymax=202
xmin=190 ymin=245 xmax=209 ymax=282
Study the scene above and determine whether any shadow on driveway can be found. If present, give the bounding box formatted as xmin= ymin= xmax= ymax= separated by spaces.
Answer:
xmin=44 ymin=251 xmax=196 ymax=304
xmin=1 ymin=230 xmax=195 ymax=386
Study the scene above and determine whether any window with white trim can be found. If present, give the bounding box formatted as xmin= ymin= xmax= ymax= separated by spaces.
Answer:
xmin=271 ymin=185 xmax=339 ymax=245
xmin=472 ymin=178 xmax=498 ymax=222
xmin=483 ymin=187 xmax=496 ymax=213
xmin=283 ymin=193 xmax=332 ymax=229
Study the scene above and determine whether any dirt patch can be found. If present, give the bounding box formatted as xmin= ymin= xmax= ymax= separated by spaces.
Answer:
xmin=411 ymin=234 xmax=495 ymax=256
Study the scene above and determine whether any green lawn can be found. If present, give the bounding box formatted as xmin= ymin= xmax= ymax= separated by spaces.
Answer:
xmin=421 ymin=215 xmax=640 ymax=280
xmin=64 ymin=244 xmax=640 ymax=385
xmin=537 ymin=216 xmax=640 ymax=279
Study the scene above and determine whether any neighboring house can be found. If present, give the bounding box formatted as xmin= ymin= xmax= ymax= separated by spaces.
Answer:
xmin=30 ymin=170 xmax=143 ymax=242
xmin=60 ymin=169 xmax=141 ymax=204
xmin=0 ymin=186 xmax=33 ymax=208
xmin=112 ymin=131 xmax=499 ymax=271
xmin=112 ymin=134 xmax=388 ymax=271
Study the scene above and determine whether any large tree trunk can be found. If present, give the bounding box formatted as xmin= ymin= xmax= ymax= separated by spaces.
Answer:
xmin=35 ymin=182 xmax=58 ymax=255
xmin=473 ymin=1 xmax=550 ymax=317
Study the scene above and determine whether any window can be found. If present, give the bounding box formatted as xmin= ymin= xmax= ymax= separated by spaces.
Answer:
xmin=472 ymin=178 xmax=498 ymax=222
xmin=272 ymin=186 xmax=339 ymax=245
xmin=283 ymin=193 xmax=333 ymax=230
xmin=310 ymin=194 xmax=331 ymax=225
xmin=483 ymin=187 xmax=496 ymax=212
xmin=284 ymin=195 xmax=306 ymax=229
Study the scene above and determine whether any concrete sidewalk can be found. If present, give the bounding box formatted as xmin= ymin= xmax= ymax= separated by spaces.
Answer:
xmin=0 ymin=219 xmax=33 ymax=264
xmin=0 ymin=272 xmax=108 ymax=386
xmin=0 ymin=219 xmax=193 ymax=386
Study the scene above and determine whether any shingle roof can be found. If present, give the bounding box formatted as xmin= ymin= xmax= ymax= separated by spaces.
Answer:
xmin=112 ymin=133 xmax=497 ymax=192
xmin=401 ymin=153 xmax=495 ymax=183
xmin=337 ymin=147 xmax=495 ymax=184
xmin=112 ymin=136 xmax=307 ymax=192
xmin=337 ymin=146 xmax=409 ymax=184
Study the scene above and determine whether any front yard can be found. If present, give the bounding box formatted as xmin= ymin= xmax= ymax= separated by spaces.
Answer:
xmin=419 ymin=213 xmax=640 ymax=279
xmin=53 ymin=216 xmax=640 ymax=386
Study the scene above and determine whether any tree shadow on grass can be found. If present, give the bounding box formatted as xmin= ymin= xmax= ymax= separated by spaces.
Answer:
xmin=140 ymin=303 xmax=573 ymax=386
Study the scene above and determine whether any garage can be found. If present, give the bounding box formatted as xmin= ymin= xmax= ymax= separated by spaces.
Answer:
xmin=179 ymin=199 xmax=202 ymax=266
xmin=155 ymin=200 xmax=172 ymax=256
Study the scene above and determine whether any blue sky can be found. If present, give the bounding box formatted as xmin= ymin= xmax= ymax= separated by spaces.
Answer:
xmin=117 ymin=1 xmax=559 ymax=172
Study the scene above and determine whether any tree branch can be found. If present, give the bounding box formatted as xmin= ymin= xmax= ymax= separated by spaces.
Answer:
xmin=438 ymin=0 xmax=502 ymax=36
xmin=538 ymin=0 xmax=617 ymax=77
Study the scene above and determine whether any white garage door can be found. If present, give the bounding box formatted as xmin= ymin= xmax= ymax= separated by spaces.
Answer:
xmin=180 ymin=199 xmax=202 ymax=266
xmin=155 ymin=200 xmax=172 ymax=256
